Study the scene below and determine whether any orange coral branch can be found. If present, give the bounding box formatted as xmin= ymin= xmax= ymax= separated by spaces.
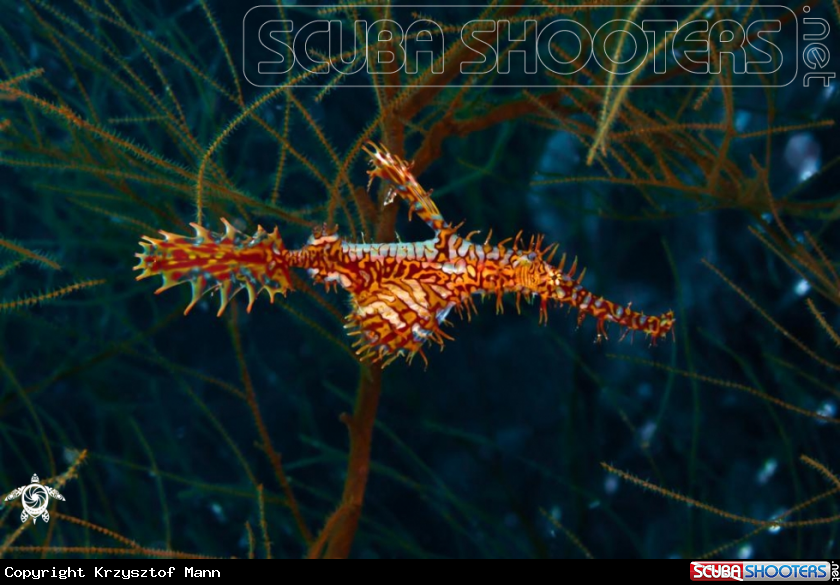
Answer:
xmin=317 ymin=368 xmax=382 ymax=559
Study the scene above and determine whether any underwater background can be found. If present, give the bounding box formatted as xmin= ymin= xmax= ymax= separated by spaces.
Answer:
xmin=1 ymin=0 xmax=839 ymax=559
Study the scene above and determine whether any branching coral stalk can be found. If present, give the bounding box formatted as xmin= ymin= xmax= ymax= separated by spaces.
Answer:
xmin=317 ymin=368 xmax=383 ymax=559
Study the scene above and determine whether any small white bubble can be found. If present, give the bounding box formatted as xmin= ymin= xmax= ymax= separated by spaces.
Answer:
xmin=639 ymin=421 xmax=656 ymax=445
xmin=800 ymin=165 xmax=818 ymax=182
xmin=738 ymin=544 xmax=753 ymax=559
xmin=757 ymin=458 xmax=777 ymax=485
xmin=735 ymin=110 xmax=751 ymax=132
xmin=785 ymin=133 xmax=821 ymax=184
xmin=62 ymin=447 xmax=80 ymax=466
xmin=794 ymin=279 xmax=811 ymax=296
xmin=210 ymin=502 xmax=226 ymax=523
xmin=767 ymin=508 xmax=786 ymax=534
xmin=817 ymin=401 xmax=836 ymax=424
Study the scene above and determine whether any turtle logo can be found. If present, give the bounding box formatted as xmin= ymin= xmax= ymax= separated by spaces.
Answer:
xmin=4 ymin=473 xmax=65 ymax=524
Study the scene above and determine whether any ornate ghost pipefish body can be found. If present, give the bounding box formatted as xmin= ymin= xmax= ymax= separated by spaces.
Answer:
xmin=134 ymin=143 xmax=675 ymax=367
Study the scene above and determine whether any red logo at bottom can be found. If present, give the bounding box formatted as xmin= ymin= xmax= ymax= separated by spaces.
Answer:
xmin=691 ymin=562 xmax=744 ymax=582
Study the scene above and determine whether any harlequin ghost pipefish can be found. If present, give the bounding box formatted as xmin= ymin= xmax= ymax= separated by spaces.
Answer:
xmin=134 ymin=143 xmax=675 ymax=367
